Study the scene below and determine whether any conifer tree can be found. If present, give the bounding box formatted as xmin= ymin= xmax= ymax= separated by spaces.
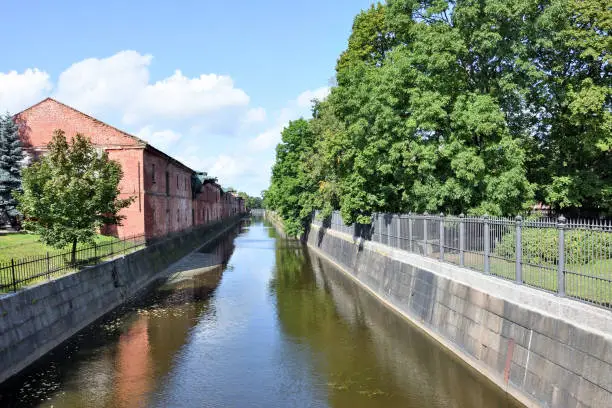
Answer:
xmin=0 ymin=113 xmax=24 ymax=226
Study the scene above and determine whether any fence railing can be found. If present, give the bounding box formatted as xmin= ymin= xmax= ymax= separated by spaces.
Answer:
xmin=313 ymin=211 xmax=612 ymax=310
xmin=0 ymin=235 xmax=146 ymax=292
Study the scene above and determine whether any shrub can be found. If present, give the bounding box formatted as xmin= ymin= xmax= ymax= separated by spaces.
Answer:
xmin=495 ymin=228 xmax=612 ymax=266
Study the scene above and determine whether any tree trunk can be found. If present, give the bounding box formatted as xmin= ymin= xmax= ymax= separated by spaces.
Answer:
xmin=71 ymin=238 xmax=77 ymax=265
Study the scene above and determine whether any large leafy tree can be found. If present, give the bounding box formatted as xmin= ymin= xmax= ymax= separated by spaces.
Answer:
xmin=0 ymin=113 xmax=24 ymax=226
xmin=268 ymin=0 xmax=611 ymax=230
xmin=16 ymin=130 xmax=134 ymax=263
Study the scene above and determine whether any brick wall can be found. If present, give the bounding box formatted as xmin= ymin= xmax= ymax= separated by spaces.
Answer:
xmin=103 ymin=149 xmax=145 ymax=238
xmin=143 ymin=150 xmax=193 ymax=239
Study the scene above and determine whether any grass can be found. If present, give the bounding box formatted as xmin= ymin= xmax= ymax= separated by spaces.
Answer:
xmin=0 ymin=233 xmax=144 ymax=293
xmin=441 ymin=250 xmax=612 ymax=307
xmin=0 ymin=233 xmax=120 ymax=263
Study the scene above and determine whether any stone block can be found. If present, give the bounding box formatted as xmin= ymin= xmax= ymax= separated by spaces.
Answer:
xmin=581 ymin=354 xmax=612 ymax=393
xmin=484 ymin=310 xmax=503 ymax=334
xmin=576 ymin=376 xmax=612 ymax=408
xmin=486 ymin=296 xmax=504 ymax=316
xmin=501 ymin=320 xmax=532 ymax=349
xmin=530 ymin=332 xmax=585 ymax=376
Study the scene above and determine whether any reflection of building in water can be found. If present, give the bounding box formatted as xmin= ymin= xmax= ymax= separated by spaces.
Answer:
xmin=130 ymin=228 xmax=239 ymax=391
xmin=114 ymin=316 xmax=152 ymax=408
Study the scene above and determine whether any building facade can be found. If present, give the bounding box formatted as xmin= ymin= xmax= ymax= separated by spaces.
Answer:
xmin=16 ymin=98 xmax=245 ymax=240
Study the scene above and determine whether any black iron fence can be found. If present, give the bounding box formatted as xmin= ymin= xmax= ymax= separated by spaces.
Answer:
xmin=0 ymin=235 xmax=146 ymax=292
xmin=313 ymin=211 xmax=612 ymax=310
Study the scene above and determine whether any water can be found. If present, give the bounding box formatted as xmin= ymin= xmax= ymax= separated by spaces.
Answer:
xmin=0 ymin=219 xmax=521 ymax=408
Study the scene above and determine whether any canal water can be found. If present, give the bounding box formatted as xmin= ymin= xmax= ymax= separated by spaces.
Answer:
xmin=0 ymin=219 xmax=521 ymax=408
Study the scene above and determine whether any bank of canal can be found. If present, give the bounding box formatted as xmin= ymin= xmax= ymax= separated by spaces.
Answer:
xmin=0 ymin=219 xmax=521 ymax=408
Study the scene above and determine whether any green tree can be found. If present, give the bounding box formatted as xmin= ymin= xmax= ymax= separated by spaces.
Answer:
xmin=0 ymin=113 xmax=24 ymax=227
xmin=267 ymin=0 xmax=611 ymax=226
xmin=16 ymin=130 xmax=134 ymax=263
xmin=267 ymin=119 xmax=317 ymax=236
xmin=527 ymin=0 xmax=611 ymax=214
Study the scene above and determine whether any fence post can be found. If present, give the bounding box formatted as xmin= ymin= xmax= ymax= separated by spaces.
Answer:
xmin=378 ymin=213 xmax=383 ymax=243
xmin=557 ymin=216 xmax=566 ymax=296
xmin=515 ymin=216 xmax=522 ymax=284
xmin=459 ymin=214 xmax=465 ymax=267
xmin=423 ymin=212 xmax=429 ymax=256
xmin=46 ymin=252 xmax=50 ymax=278
xmin=408 ymin=213 xmax=413 ymax=252
xmin=483 ymin=215 xmax=490 ymax=273
xmin=397 ymin=215 xmax=401 ymax=249
xmin=439 ymin=213 xmax=445 ymax=261
xmin=11 ymin=258 xmax=16 ymax=292
xmin=94 ymin=242 xmax=97 ymax=260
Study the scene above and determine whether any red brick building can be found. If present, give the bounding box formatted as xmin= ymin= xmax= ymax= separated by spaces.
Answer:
xmin=16 ymin=98 xmax=245 ymax=239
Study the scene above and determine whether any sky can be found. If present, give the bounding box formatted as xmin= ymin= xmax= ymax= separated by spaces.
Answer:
xmin=0 ymin=0 xmax=375 ymax=196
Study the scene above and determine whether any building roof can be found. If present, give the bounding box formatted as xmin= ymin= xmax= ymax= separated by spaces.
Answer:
xmin=16 ymin=97 xmax=196 ymax=174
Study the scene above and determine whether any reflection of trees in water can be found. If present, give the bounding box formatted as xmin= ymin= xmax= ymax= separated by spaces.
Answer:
xmin=272 ymin=239 xmax=517 ymax=408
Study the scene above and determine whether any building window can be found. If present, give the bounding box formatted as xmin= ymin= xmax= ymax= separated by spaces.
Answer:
xmin=165 ymin=171 xmax=170 ymax=196
xmin=177 ymin=209 xmax=179 ymax=224
xmin=152 ymin=164 xmax=156 ymax=183
xmin=177 ymin=175 xmax=179 ymax=188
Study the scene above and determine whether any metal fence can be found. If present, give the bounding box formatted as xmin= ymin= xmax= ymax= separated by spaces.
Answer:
xmin=0 ymin=235 xmax=146 ymax=292
xmin=313 ymin=211 xmax=612 ymax=310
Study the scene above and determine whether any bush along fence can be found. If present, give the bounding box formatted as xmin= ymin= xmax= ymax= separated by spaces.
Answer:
xmin=0 ymin=235 xmax=146 ymax=292
xmin=313 ymin=211 xmax=612 ymax=310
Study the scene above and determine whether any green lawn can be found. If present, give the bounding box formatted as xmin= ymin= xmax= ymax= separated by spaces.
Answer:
xmin=0 ymin=233 xmax=120 ymax=263
xmin=0 ymin=233 xmax=144 ymax=292
xmin=442 ymin=251 xmax=612 ymax=307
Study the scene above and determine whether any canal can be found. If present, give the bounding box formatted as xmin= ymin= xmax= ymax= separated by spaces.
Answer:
xmin=0 ymin=219 xmax=521 ymax=408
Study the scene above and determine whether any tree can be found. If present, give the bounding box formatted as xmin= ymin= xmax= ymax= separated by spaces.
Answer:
xmin=266 ymin=119 xmax=317 ymax=236
xmin=15 ymin=130 xmax=134 ymax=264
xmin=0 ymin=113 xmax=24 ymax=227
xmin=267 ymin=0 xmax=611 ymax=227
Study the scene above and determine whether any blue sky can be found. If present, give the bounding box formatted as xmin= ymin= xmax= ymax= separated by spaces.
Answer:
xmin=0 ymin=0 xmax=375 ymax=195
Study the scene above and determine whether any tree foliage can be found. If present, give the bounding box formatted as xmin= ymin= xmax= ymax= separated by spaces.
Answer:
xmin=265 ymin=119 xmax=317 ymax=236
xmin=237 ymin=191 xmax=263 ymax=209
xmin=0 ymin=113 xmax=24 ymax=225
xmin=267 ymin=0 xmax=611 ymax=231
xmin=15 ymin=131 xmax=134 ymax=263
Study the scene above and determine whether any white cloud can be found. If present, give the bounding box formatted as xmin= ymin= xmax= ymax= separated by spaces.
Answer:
xmin=136 ymin=126 xmax=182 ymax=150
xmin=55 ymin=50 xmax=151 ymax=115
xmin=248 ymin=125 xmax=283 ymax=151
xmin=53 ymin=50 xmax=250 ymax=127
xmin=0 ymin=68 xmax=52 ymax=113
xmin=296 ymin=86 xmax=330 ymax=108
xmin=123 ymin=70 xmax=250 ymax=124
xmin=247 ymin=86 xmax=330 ymax=152
xmin=243 ymin=107 xmax=266 ymax=124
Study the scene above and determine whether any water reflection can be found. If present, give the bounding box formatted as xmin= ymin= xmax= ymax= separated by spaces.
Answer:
xmin=0 ymin=224 xmax=240 ymax=408
xmin=0 ymin=220 xmax=518 ymax=408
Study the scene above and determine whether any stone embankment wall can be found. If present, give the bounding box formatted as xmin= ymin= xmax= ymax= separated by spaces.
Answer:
xmin=0 ymin=216 xmax=243 ymax=384
xmin=307 ymin=224 xmax=612 ymax=408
